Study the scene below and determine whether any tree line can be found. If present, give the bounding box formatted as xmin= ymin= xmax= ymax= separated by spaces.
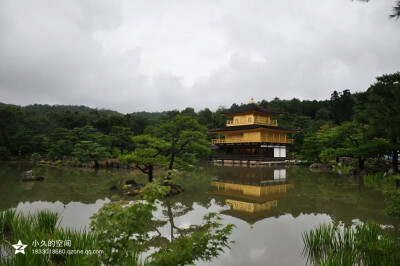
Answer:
xmin=0 ymin=71 xmax=399 ymax=174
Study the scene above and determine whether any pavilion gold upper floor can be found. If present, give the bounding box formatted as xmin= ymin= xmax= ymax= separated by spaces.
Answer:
xmin=212 ymin=130 xmax=294 ymax=144
xmin=226 ymin=114 xmax=278 ymax=127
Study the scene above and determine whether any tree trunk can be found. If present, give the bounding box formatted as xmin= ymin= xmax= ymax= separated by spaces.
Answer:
xmin=148 ymin=165 xmax=154 ymax=183
xmin=168 ymin=138 xmax=175 ymax=170
xmin=358 ymin=157 xmax=364 ymax=170
xmin=393 ymin=149 xmax=399 ymax=172
xmin=315 ymin=153 xmax=322 ymax=163
xmin=166 ymin=199 xmax=175 ymax=241
xmin=94 ymin=160 xmax=100 ymax=168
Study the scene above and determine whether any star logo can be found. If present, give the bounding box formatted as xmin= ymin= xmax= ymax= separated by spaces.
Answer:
xmin=12 ymin=240 xmax=28 ymax=254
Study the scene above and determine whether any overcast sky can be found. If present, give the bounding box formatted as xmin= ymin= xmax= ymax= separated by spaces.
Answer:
xmin=0 ymin=0 xmax=399 ymax=113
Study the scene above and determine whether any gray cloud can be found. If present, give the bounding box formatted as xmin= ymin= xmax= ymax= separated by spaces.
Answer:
xmin=0 ymin=0 xmax=399 ymax=113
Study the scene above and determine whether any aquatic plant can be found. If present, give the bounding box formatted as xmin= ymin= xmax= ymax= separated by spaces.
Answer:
xmin=363 ymin=173 xmax=383 ymax=187
xmin=1 ymin=183 xmax=234 ymax=265
xmin=0 ymin=209 xmax=96 ymax=266
xmin=34 ymin=210 xmax=60 ymax=234
xmin=302 ymin=222 xmax=400 ymax=265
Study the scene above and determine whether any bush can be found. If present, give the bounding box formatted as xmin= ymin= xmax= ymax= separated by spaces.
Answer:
xmin=0 ymin=146 xmax=10 ymax=159
xmin=31 ymin=152 xmax=42 ymax=162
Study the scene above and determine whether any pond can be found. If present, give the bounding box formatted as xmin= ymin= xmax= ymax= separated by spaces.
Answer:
xmin=0 ymin=162 xmax=397 ymax=265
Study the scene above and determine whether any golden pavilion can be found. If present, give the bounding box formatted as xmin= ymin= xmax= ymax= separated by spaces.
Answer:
xmin=209 ymin=99 xmax=298 ymax=163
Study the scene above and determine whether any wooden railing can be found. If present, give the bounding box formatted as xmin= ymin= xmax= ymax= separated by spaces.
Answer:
xmin=211 ymin=155 xmax=285 ymax=160
xmin=212 ymin=138 xmax=294 ymax=144
xmin=226 ymin=119 xmax=278 ymax=127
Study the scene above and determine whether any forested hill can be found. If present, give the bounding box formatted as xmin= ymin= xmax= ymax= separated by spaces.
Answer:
xmin=0 ymin=102 xmax=163 ymax=118
xmin=0 ymin=89 xmax=356 ymax=158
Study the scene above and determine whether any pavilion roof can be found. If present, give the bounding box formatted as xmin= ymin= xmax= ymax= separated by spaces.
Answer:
xmin=222 ymin=103 xmax=281 ymax=115
xmin=208 ymin=124 xmax=298 ymax=133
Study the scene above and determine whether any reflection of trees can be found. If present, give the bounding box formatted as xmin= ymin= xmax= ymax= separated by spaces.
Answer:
xmin=276 ymin=167 xmax=397 ymax=226
xmin=164 ymin=198 xmax=190 ymax=241
xmin=2 ymin=162 xmax=397 ymax=232
xmin=141 ymin=197 xmax=218 ymax=252
xmin=0 ymin=162 xmax=148 ymax=210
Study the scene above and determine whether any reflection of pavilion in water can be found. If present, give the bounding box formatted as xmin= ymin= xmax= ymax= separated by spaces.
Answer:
xmin=210 ymin=166 xmax=294 ymax=225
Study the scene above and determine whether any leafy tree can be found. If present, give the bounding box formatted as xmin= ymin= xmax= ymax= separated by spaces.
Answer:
xmin=72 ymin=126 xmax=101 ymax=142
xmin=197 ymin=108 xmax=213 ymax=128
xmin=315 ymin=107 xmax=330 ymax=120
xmin=355 ymin=72 xmax=400 ymax=171
xmin=46 ymin=128 xmax=74 ymax=160
xmin=301 ymin=135 xmax=324 ymax=163
xmin=72 ymin=141 xmax=111 ymax=167
xmin=110 ymin=126 xmax=133 ymax=155
xmin=151 ymin=115 xmax=210 ymax=170
xmin=125 ymin=114 xmax=151 ymax=135
xmin=0 ymin=146 xmax=10 ymax=159
xmin=329 ymin=89 xmax=354 ymax=124
xmin=355 ymin=0 xmax=400 ymax=19
xmin=0 ymin=106 xmax=24 ymax=152
xmin=119 ymin=135 xmax=169 ymax=182
xmin=180 ymin=107 xmax=197 ymax=118
xmin=8 ymin=129 xmax=33 ymax=156
xmin=307 ymin=122 xmax=390 ymax=169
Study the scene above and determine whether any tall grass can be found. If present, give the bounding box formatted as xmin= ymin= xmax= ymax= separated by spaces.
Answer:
xmin=364 ymin=173 xmax=383 ymax=188
xmin=0 ymin=209 xmax=99 ymax=265
xmin=302 ymin=222 xmax=400 ymax=265
xmin=34 ymin=210 xmax=60 ymax=233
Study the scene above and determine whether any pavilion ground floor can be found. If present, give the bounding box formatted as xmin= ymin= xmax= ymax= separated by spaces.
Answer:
xmin=211 ymin=143 xmax=289 ymax=165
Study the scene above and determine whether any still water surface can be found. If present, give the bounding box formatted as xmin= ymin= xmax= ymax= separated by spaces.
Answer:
xmin=0 ymin=162 xmax=397 ymax=265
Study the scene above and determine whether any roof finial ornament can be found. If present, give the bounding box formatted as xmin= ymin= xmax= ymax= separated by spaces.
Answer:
xmin=249 ymin=97 xmax=255 ymax=104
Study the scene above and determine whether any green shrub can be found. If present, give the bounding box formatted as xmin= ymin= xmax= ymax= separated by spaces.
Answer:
xmin=31 ymin=152 xmax=42 ymax=162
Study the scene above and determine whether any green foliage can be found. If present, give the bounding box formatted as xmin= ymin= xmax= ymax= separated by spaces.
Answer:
xmin=1 ymin=183 xmax=234 ymax=266
xmin=303 ymin=222 xmax=400 ymax=265
xmin=384 ymin=189 xmax=400 ymax=218
xmin=363 ymin=173 xmax=383 ymax=188
xmin=35 ymin=210 xmax=60 ymax=234
xmin=355 ymin=0 xmax=400 ymax=19
xmin=110 ymin=126 xmax=133 ymax=154
xmin=355 ymin=72 xmax=400 ymax=170
xmin=0 ymin=209 xmax=96 ymax=265
xmin=329 ymin=90 xmax=354 ymax=124
xmin=90 ymin=184 xmax=164 ymax=264
xmin=90 ymin=183 xmax=234 ymax=266
xmin=72 ymin=140 xmax=111 ymax=164
xmin=119 ymin=135 xmax=169 ymax=181
xmin=301 ymin=135 xmax=324 ymax=163
xmin=383 ymin=174 xmax=400 ymax=218
xmin=30 ymin=152 xmax=42 ymax=162
xmin=151 ymin=115 xmax=210 ymax=170
xmin=302 ymin=120 xmax=391 ymax=169
xmin=149 ymin=213 xmax=234 ymax=266
xmin=0 ymin=146 xmax=10 ymax=159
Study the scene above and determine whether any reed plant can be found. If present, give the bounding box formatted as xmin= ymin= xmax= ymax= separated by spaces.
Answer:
xmin=0 ymin=209 xmax=98 ymax=266
xmin=34 ymin=210 xmax=60 ymax=234
xmin=363 ymin=173 xmax=383 ymax=188
xmin=1 ymin=183 xmax=233 ymax=265
xmin=302 ymin=221 xmax=400 ymax=265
